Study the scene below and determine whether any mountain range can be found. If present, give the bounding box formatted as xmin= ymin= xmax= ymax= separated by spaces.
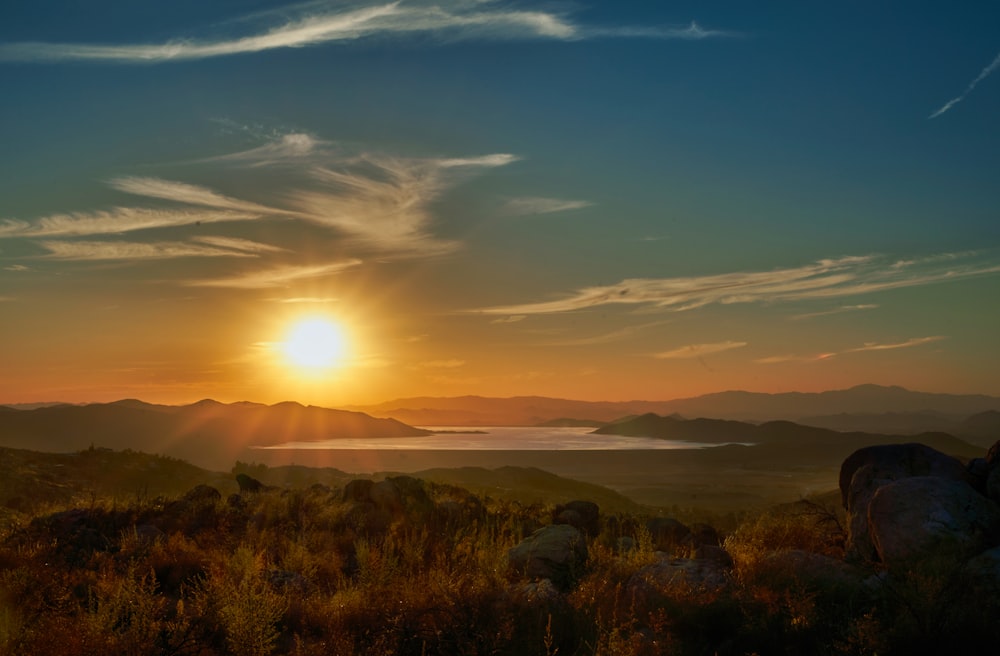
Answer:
xmin=346 ymin=385 xmax=1000 ymax=432
xmin=0 ymin=399 xmax=427 ymax=471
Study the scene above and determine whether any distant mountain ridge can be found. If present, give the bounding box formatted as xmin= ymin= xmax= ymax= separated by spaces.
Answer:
xmin=0 ymin=399 xmax=428 ymax=471
xmin=347 ymin=385 xmax=1000 ymax=426
xmin=595 ymin=412 xmax=983 ymax=465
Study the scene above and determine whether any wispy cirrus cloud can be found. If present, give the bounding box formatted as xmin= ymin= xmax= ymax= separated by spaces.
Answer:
xmin=653 ymin=341 xmax=747 ymax=360
xmin=191 ymin=236 xmax=287 ymax=254
xmin=109 ymin=177 xmax=291 ymax=215
xmin=0 ymin=207 xmax=259 ymax=238
xmin=791 ymin=304 xmax=878 ymax=321
xmin=269 ymin=296 xmax=339 ymax=304
xmin=756 ymin=336 xmax=946 ymax=364
xmin=490 ymin=314 xmax=527 ymax=324
xmin=929 ymin=50 xmax=1000 ymax=118
xmin=39 ymin=239 xmax=259 ymax=260
xmin=473 ymin=253 xmax=1000 ymax=315
xmin=504 ymin=197 xmax=593 ymax=216
xmin=0 ymin=2 xmax=731 ymax=64
xmin=412 ymin=359 xmax=466 ymax=369
xmin=545 ymin=320 xmax=671 ymax=347
xmin=188 ymin=260 xmax=362 ymax=289
xmin=295 ymin=152 xmax=517 ymax=255
xmin=1 ymin=135 xmax=520 ymax=260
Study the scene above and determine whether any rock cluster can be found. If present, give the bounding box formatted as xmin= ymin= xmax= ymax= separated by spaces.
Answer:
xmin=841 ymin=441 xmax=1000 ymax=569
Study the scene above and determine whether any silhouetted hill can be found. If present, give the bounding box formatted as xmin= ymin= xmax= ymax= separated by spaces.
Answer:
xmin=594 ymin=413 xmax=983 ymax=467
xmin=0 ymin=400 xmax=429 ymax=470
xmin=793 ymin=409 xmax=1000 ymax=448
xmin=347 ymin=385 xmax=1000 ymax=426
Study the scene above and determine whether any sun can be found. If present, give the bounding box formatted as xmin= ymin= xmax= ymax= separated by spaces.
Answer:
xmin=281 ymin=318 xmax=348 ymax=370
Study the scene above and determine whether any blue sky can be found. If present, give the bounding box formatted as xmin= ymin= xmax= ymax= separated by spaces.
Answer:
xmin=1 ymin=1 xmax=998 ymax=405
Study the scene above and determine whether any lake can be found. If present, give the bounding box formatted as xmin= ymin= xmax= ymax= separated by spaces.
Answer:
xmin=254 ymin=425 xmax=736 ymax=451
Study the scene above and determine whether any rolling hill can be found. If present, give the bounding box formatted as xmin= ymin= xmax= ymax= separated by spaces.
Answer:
xmin=0 ymin=399 xmax=429 ymax=470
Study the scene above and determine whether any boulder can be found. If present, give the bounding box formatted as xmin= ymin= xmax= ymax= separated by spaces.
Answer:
xmin=508 ymin=524 xmax=588 ymax=590
xmin=756 ymin=549 xmax=866 ymax=593
xmin=987 ymin=467 xmax=1000 ymax=505
xmin=867 ymin=476 xmax=1000 ymax=568
xmin=552 ymin=500 xmax=600 ymax=537
xmin=342 ymin=479 xmax=374 ymax=503
xmin=840 ymin=443 xmax=969 ymax=561
xmin=369 ymin=479 xmax=404 ymax=514
xmin=181 ymin=484 xmax=222 ymax=504
xmin=627 ymin=554 xmax=729 ymax=604
xmin=965 ymin=545 xmax=1000 ymax=591
xmin=646 ymin=517 xmax=691 ymax=552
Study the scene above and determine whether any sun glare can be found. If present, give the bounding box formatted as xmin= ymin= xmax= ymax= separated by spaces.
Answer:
xmin=281 ymin=318 xmax=348 ymax=371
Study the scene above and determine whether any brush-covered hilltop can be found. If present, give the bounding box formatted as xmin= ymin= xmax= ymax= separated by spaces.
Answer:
xmin=3 ymin=434 xmax=1000 ymax=655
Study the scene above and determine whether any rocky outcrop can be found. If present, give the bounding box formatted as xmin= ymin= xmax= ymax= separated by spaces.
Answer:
xmin=508 ymin=524 xmax=588 ymax=590
xmin=840 ymin=443 xmax=970 ymax=561
xmin=842 ymin=441 xmax=1000 ymax=568
xmin=867 ymin=476 xmax=1000 ymax=568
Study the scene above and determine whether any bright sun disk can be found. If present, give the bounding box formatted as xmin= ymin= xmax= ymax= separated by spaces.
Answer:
xmin=282 ymin=318 xmax=347 ymax=370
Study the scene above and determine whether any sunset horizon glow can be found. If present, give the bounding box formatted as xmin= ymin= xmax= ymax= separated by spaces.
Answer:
xmin=2 ymin=2 xmax=998 ymax=408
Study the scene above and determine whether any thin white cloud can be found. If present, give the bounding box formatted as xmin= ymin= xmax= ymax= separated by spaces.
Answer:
xmin=930 ymin=50 xmax=1000 ymax=118
xmin=413 ymin=359 xmax=466 ymax=369
xmin=505 ymin=197 xmax=593 ymax=216
xmin=756 ymin=336 xmax=946 ymax=364
xmin=270 ymin=296 xmax=339 ymax=304
xmin=0 ymin=207 xmax=260 ymax=237
xmin=473 ymin=253 xmax=1000 ymax=315
xmin=39 ymin=240 xmax=258 ymax=260
xmin=3 ymin=264 xmax=30 ymax=272
xmin=188 ymin=260 xmax=362 ymax=288
xmin=547 ymin=320 xmax=671 ymax=347
xmin=791 ymin=304 xmax=879 ymax=320
xmin=295 ymin=151 xmax=517 ymax=255
xmin=0 ymin=2 xmax=730 ymax=64
xmin=191 ymin=236 xmax=287 ymax=253
xmin=842 ymin=336 xmax=946 ymax=354
xmin=653 ymin=341 xmax=747 ymax=360
xmin=490 ymin=314 xmax=527 ymax=324
xmin=109 ymin=177 xmax=291 ymax=215
xmin=205 ymin=132 xmax=325 ymax=167
xmin=587 ymin=20 xmax=733 ymax=40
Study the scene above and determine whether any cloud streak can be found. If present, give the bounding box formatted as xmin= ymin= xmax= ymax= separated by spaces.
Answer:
xmin=109 ymin=177 xmax=291 ymax=216
xmin=791 ymin=304 xmax=878 ymax=321
xmin=295 ymin=151 xmax=517 ymax=255
xmin=504 ymin=197 xmax=593 ymax=216
xmin=756 ymin=336 xmax=946 ymax=364
xmin=0 ymin=2 xmax=731 ymax=64
xmin=39 ymin=240 xmax=259 ymax=260
xmin=0 ymin=207 xmax=260 ymax=238
xmin=653 ymin=341 xmax=747 ymax=360
xmin=188 ymin=260 xmax=362 ymax=288
xmin=929 ymin=50 xmax=1000 ymax=118
xmin=474 ymin=253 xmax=1000 ymax=315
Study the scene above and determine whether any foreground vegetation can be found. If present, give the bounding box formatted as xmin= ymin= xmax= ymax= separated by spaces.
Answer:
xmin=1 ymin=448 xmax=999 ymax=654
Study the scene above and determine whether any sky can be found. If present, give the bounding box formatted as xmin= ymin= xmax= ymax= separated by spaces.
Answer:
xmin=1 ymin=1 xmax=999 ymax=406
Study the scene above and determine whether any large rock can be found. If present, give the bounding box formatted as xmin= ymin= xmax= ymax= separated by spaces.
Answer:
xmin=627 ymin=553 xmax=729 ymax=606
xmin=756 ymin=550 xmax=866 ymax=593
xmin=646 ymin=517 xmax=691 ymax=552
xmin=840 ymin=443 xmax=969 ymax=561
xmin=552 ymin=500 xmax=600 ymax=537
xmin=508 ymin=524 xmax=588 ymax=590
xmin=867 ymin=476 xmax=1000 ymax=568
